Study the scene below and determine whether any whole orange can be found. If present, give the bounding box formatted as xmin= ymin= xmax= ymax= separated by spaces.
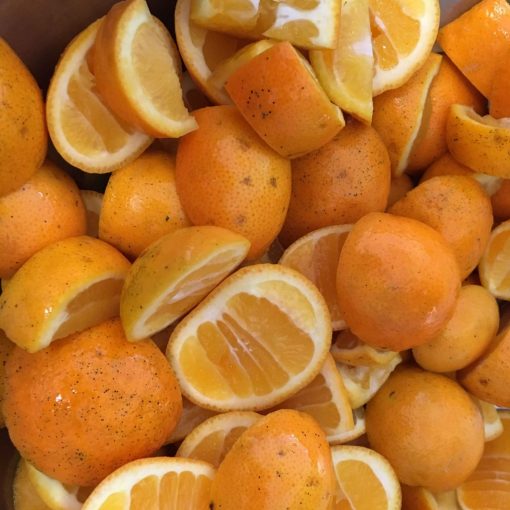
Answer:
xmin=175 ymin=105 xmax=291 ymax=260
xmin=366 ymin=365 xmax=484 ymax=492
xmin=0 ymin=38 xmax=47 ymax=197
xmin=210 ymin=409 xmax=335 ymax=509
xmin=2 ymin=318 xmax=182 ymax=487
xmin=279 ymin=118 xmax=391 ymax=246
xmin=336 ymin=212 xmax=460 ymax=351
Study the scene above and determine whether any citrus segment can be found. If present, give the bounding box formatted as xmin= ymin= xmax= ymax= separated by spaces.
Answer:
xmin=310 ymin=0 xmax=374 ymax=124
xmin=446 ymin=105 xmax=510 ymax=178
xmin=177 ymin=411 xmax=262 ymax=467
xmin=279 ymin=224 xmax=352 ymax=331
xmin=0 ymin=236 xmax=130 ymax=352
xmin=167 ymin=263 xmax=332 ymax=411
xmin=269 ymin=354 xmax=355 ymax=444
xmin=369 ymin=0 xmax=440 ymax=95
xmin=46 ymin=19 xmax=152 ymax=174
xmin=121 ymin=226 xmax=250 ymax=341
xmin=331 ymin=445 xmax=402 ymax=509
xmin=81 ymin=457 xmax=215 ymax=510
xmin=93 ymin=0 xmax=197 ymax=138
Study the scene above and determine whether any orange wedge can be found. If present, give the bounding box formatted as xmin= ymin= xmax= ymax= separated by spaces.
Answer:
xmin=310 ymin=0 xmax=374 ymax=124
xmin=176 ymin=411 xmax=262 ymax=467
xmin=92 ymin=0 xmax=196 ymax=138
xmin=474 ymin=398 xmax=504 ymax=442
xmin=331 ymin=445 xmax=402 ymax=509
xmin=120 ymin=226 xmax=250 ymax=341
xmin=279 ymin=224 xmax=352 ymax=331
xmin=0 ymin=236 xmax=130 ymax=352
xmin=447 ymin=105 xmax=510 ymax=178
xmin=269 ymin=354 xmax=355 ymax=444
xmin=166 ymin=263 xmax=332 ymax=411
xmin=81 ymin=457 xmax=215 ymax=510
xmin=167 ymin=397 xmax=217 ymax=444
xmin=46 ymin=19 xmax=152 ymax=174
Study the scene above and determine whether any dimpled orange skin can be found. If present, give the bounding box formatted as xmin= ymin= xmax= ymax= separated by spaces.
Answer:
xmin=389 ymin=175 xmax=493 ymax=279
xmin=99 ymin=150 xmax=191 ymax=259
xmin=0 ymin=160 xmax=87 ymax=279
xmin=175 ymin=105 xmax=291 ymax=260
xmin=2 ymin=318 xmax=182 ymax=487
xmin=0 ymin=38 xmax=47 ymax=197
xmin=336 ymin=212 xmax=460 ymax=351
xmin=279 ymin=118 xmax=391 ymax=247
xmin=210 ymin=409 xmax=335 ymax=510
xmin=365 ymin=365 xmax=484 ymax=492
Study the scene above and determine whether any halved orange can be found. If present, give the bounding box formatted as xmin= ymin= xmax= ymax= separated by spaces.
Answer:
xmin=167 ymin=263 xmax=332 ymax=411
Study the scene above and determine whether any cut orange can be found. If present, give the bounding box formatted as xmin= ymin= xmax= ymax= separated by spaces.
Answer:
xmin=0 ymin=236 xmax=130 ymax=352
xmin=489 ymin=47 xmax=510 ymax=119
xmin=401 ymin=485 xmax=438 ymax=510
xmin=92 ymin=0 xmax=197 ymax=138
xmin=80 ymin=190 xmax=103 ymax=238
xmin=279 ymin=224 xmax=352 ymax=331
xmin=166 ymin=263 xmax=332 ymax=411
xmin=479 ymin=220 xmax=510 ymax=300
xmin=372 ymin=52 xmax=442 ymax=175
xmin=46 ymin=19 xmax=152 ymax=174
xmin=167 ymin=397 xmax=217 ymax=444
xmin=176 ymin=411 xmax=262 ymax=467
xmin=331 ymin=445 xmax=402 ymax=509
xmin=310 ymin=0 xmax=374 ymax=124
xmin=120 ymin=226 xmax=250 ymax=341
xmin=447 ymin=105 xmax=510 ymax=178
xmin=81 ymin=457 xmax=215 ymax=510
xmin=13 ymin=459 xmax=53 ymax=510
xmin=269 ymin=354 xmax=355 ymax=445
xmin=475 ymin=398 xmax=503 ymax=442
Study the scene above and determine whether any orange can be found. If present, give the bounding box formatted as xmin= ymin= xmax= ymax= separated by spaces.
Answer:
xmin=366 ymin=365 xmax=484 ymax=491
xmin=407 ymin=56 xmax=486 ymax=173
xmin=120 ymin=226 xmax=250 ymax=341
xmin=0 ymin=161 xmax=87 ymax=279
xmin=438 ymin=0 xmax=510 ymax=98
xmin=46 ymin=19 xmax=152 ymax=174
xmin=82 ymin=457 xmax=215 ymax=510
xmin=92 ymin=0 xmax=197 ymax=138
xmin=167 ymin=263 xmax=332 ymax=412
xmin=372 ymin=53 xmax=442 ymax=175
xmin=389 ymin=175 xmax=493 ymax=279
xmin=458 ymin=326 xmax=510 ymax=408
xmin=3 ymin=318 xmax=182 ymax=487
xmin=279 ymin=118 xmax=391 ymax=246
xmin=175 ymin=105 xmax=291 ymax=260
xmin=176 ymin=411 xmax=262 ymax=467
xmin=0 ymin=331 xmax=14 ymax=428
xmin=456 ymin=411 xmax=510 ymax=510
xmin=489 ymin=47 xmax=510 ymax=118
xmin=492 ymin=180 xmax=510 ymax=221
xmin=475 ymin=398 xmax=504 ymax=442
xmin=446 ymin=104 xmax=510 ymax=178
xmin=331 ymin=445 xmax=402 ymax=509
xmin=479 ymin=219 xmax=510 ymax=300
xmin=336 ymin=212 xmax=460 ymax=351
xmin=279 ymin=224 xmax=353 ymax=330
xmin=225 ymin=41 xmax=344 ymax=159
xmin=0 ymin=236 xmax=130 ymax=352
xmin=98 ymin=150 xmax=191 ymax=259
xmin=210 ymin=409 xmax=335 ymax=510
xmin=413 ymin=285 xmax=499 ymax=373
xmin=0 ymin=38 xmax=47 ymax=197
xmin=80 ymin=190 xmax=103 ymax=238
xmin=420 ymin=152 xmax=474 ymax=181
xmin=387 ymin=174 xmax=413 ymax=210
xmin=167 ymin=397 xmax=217 ymax=444
xmin=401 ymin=485 xmax=437 ymax=510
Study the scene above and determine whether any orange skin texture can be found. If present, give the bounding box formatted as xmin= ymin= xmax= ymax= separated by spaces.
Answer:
xmin=175 ymin=105 xmax=291 ymax=260
xmin=0 ymin=160 xmax=87 ymax=278
xmin=0 ymin=331 xmax=14 ymax=428
xmin=389 ymin=175 xmax=493 ymax=279
xmin=0 ymin=38 xmax=47 ymax=197
xmin=279 ymin=119 xmax=391 ymax=246
xmin=438 ymin=0 xmax=510 ymax=97
xmin=210 ymin=409 xmax=335 ymax=510
xmin=491 ymin=180 xmax=510 ymax=221
xmin=99 ymin=150 xmax=191 ymax=259
xmin=225 ymin=41 xmax=343 ymax=159
xmin=366 ymin=365 xmax=484 ymax=492
xmin=458 ymin=326 xmax=510 ymax=408
xmin=420 ymin=152 xmax=474 ymax=181
xmin=489 ymin=47 xmax=510 ymax=118
xmin=407 ymin=56 xmax=486 ymax=173
xmin=336 ymin=212 xmax=461 ymax=351
xmin=2 ymin=318 xmax=182 ymax=487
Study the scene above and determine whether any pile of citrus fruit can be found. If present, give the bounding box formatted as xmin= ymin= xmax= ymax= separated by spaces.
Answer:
xmin=2 ymin=0 xmax=510 ymax=508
